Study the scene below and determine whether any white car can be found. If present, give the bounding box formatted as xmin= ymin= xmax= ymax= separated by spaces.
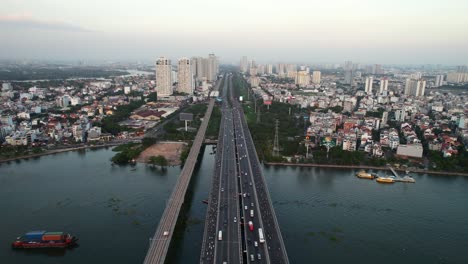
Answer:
xmin=234 ymin=217 xmax=237 ymax=223
xmin=254 ymin=241 xmax=258 ymax=247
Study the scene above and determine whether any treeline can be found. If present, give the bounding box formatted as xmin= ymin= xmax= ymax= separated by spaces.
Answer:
xmin=0 ymin=67 xmax=129 ymax=81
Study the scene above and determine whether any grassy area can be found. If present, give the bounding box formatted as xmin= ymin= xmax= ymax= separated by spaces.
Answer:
xmin=232 ymin=74 xmax=307 ymax=162
xmin=206 ymin=105 xmax=221 ymax=138
xmin=161 ymin=103 xmax=207 ymax=141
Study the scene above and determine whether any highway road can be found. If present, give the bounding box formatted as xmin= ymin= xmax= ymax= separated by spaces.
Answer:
xmin=231 ymin=74 xmax=289 ymax=264
xmin=201 ymin=73 xmax=288 ymax=264
xmin=200 ymin=74 xmax=242 ymax=264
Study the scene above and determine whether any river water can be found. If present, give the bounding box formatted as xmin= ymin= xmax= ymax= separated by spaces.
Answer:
xmin=1 ymin=147 xmax=467 ymax=263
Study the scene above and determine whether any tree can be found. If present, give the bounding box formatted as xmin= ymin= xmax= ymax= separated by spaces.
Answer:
xmin=147 ymin=92 xmax=158 ymax=102
xmin=149 ymin=155 xmax=168 ymax=167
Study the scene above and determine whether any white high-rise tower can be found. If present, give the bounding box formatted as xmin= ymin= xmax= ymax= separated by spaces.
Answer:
xmin=379 ymin=78 xmax=388 ymax=93
xmin=177 ymin=58 xmax=193 ymax=95
xmin=156 ymin=57 xmax=173 ymax=96
xmin=365 ymin=77 xmax=374 ymax=94
xmin=312 ymin=71 xmax=321 ymax=84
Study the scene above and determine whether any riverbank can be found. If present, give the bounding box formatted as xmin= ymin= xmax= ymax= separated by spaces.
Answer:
xmin=264 ymin=162 xmax=468 ymax=177
xmin=0 ymin=142 xmax=127 ymax=164
xmin=137 ymin=141 xmax=187 ymax=165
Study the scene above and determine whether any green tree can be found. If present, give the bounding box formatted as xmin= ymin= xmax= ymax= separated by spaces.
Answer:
xmin=149 ymin=155 xmax=168 ymax=167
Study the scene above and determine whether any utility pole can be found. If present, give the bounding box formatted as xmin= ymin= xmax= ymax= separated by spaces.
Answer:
xmin=273 ymin=119 xmax=280 ymax=157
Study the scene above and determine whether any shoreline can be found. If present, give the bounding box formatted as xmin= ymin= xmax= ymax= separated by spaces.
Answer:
xmin=0 ymin=142 xmax=125 ymax=164
xmin=264 ymin=162 xmax=468 ymax=177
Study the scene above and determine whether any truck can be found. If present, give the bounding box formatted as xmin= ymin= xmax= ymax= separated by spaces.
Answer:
xmin=258 ymin=228 xmax=265 ymax=243
xmin=218 ymin=230 xmax=223 ymax=241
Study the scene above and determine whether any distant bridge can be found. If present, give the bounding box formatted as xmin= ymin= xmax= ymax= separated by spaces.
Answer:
xmin=143 ymin=99 xmax=215 ymax=264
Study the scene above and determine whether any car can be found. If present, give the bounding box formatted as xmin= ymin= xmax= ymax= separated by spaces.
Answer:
xmin=234 ymin=217 xmax=237 ymax=222
xmin=257 ymin=253 xmax=261 ymax=260
xmin=254 ymin=241 xmax=258 ymax=247
xmin=250 ymin=254 xmax=255 ymax=261
xmin=221 ymin=188 xmax=224 ymax=192
xmin=251 ymin=202 xmax=254 ymax=207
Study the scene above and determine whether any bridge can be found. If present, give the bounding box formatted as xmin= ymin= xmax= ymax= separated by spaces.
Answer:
xmin=200 ymin=73 xmax=289 ymax=264
xmin=143 ymin=78 xmax=223 ymax=264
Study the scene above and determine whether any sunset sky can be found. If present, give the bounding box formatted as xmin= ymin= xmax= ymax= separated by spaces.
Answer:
xmin=1 ymin=0 xmax=467 ymax=64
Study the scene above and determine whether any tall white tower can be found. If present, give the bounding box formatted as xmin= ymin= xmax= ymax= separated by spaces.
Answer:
xmin=365 ymin=77 xmax=373 ymax=94
xmin=312 ymin=71 xmax=321 ymax=84
xmin=156 ymin=57 xmax=173 ymax=96
xmin=379 ymin=78 xmax=388 ymax=93
xmin=177 ymin=57 xmax=193 ymax=95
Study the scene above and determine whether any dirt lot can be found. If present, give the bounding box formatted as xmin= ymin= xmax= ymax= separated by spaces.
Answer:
xmin=137 ymin=142 xmax=187 ymax=165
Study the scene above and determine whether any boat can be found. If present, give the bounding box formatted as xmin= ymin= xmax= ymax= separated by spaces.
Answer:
xmin=400 ymin=175 xmax=416 ymax=183
xmin=355 ymin=170 xmax=375 ymax=179
xmin=376 ymin=176 xmax=396 ymax=184
xmin=12 ymin=231 xmax=78 ymax=249
xmin=202 ymin=199 xmax=209 ymax=204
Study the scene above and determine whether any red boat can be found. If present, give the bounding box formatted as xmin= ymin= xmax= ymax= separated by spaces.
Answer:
xmin=12 ymin=231 xmax=78 ymax=249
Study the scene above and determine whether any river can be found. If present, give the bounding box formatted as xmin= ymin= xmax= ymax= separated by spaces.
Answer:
xmin=1 ymin=147 xmax=467 ymax=263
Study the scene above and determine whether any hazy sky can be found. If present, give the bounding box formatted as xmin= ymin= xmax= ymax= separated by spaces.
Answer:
xmin=1 ymin=0 xmax=468 ymax=64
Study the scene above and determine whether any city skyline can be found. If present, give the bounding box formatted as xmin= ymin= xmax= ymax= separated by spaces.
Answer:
xmin=1 ymin=0 xmax=468 ymax=64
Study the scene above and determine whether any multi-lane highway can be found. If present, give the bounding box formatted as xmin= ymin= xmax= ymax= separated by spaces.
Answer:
xmin=200 ymin=73 xmax=289 ymax=264
xmin=200 ymin=74 xmax=242 ymax=264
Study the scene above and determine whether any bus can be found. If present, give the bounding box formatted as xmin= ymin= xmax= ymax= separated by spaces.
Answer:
xmin=218 ymin=230 xmax=223 ymax=241
xmin=258 ymin=228 xmax=265 ymax=243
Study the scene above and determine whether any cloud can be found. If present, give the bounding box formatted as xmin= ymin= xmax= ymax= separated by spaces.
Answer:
xmin=0 ymin=13 xmax=91 ymax=32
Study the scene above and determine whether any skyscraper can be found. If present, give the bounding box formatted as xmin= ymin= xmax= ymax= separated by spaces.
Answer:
xmin=240 ymin=56 xmax=248 ymax=73
xmin=156 ymin=57 xmax=172 ymax=96
xmin=177 ymin=58 xmax=193 ymax=95
xmin=365 ymin=77 xmax=373 ymax=94
xmin=266 ymin=64 xmax=273 ymax=75
xmin=295 ymin=71 xmax=310 ymax=87
xmin=312 ymin=71 xmax=321 ymax=84
xmin=404 ymin=79 xmax=426 ymax=96
xmin=435 ymin=75 xmax=444 ymax=87
xmin=344 ymin=60 xmax=353 ymax=85
xmin=207 ymin=54 xmax=219 ymax=82
xmin=379 ymin=78 xmax=388 ymax=93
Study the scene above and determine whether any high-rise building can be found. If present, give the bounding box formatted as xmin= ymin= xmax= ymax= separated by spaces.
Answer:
xmin=277 ymin=63 xmax=286 ymax=77
xmin=207 ymin=54 xmax=219 ymax=82
xmin=295 ymin=71 xmax=310 ymax=87
xmin=177 ymin=58 xmax=193 ymax=94
xmin=266 ymin=64 xmax=273 ymax=75
xmin=365 ymin=77 xmax=373 ymax=94
xmin=404 ymin=79 xmax=426 ymax=96
xmin=344 ymin=70 xmax=353 ymax=85
xmin=344 ymin=61 xmax=353 ymax=71
xmin=249 ymin=67 xmax=257 ymax=76
xmin=434 ymin=75 xmax=444 ymax=87
xmin=379 ymin=78 xmax=388 ymax=93
xmin=240 ymin=56 xmax=248 ymax=73
xmin=312 ymin=71 xmax=321 ymax=84
xmin=191 ymin=54 xmax=218 ymax=82
xmin=372 ymin=64 xmax=383 ymax=75
xmin=156 ymin=57 xmax=173 ymax=96
xmin=257 ymin=65 xmax=265 ymax=75
xmin=456 ymin=65 xmax=467 ymax=73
